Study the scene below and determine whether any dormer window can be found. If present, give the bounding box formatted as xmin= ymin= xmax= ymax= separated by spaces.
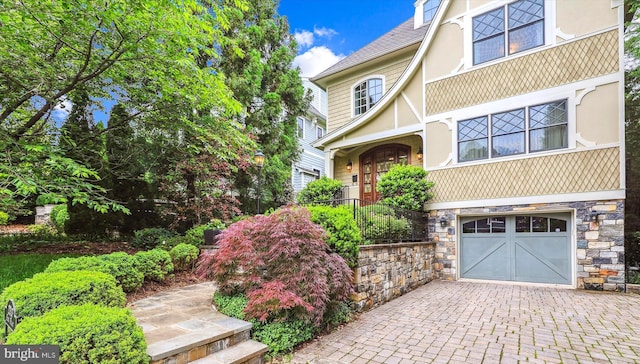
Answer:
xmin=354 ymin=78 xmax=383 ymax=116
xmin=423 ymin=0 xmax=440 ymax=24
xmin=473 ymin=0 xmax=544 ymax=65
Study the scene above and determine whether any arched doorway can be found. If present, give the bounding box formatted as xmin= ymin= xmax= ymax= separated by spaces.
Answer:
xmin=360 ymin=144 xmax=410 ymax=202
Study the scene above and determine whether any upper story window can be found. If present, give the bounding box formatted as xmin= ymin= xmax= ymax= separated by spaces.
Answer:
xmin=354 ymin=78 xmax=383 ymax=116
xmin=297 ymin=117 xmax=304 ymax=138
xmin=472 ymin=0 xmax=544 ymax=65
xmin=316 ymin=126 xmax=324 ymax=140
xmin=458 ymin=99 xmax=567 ymax=162
xmin=423 ymin=0 xmax=440 ymax=23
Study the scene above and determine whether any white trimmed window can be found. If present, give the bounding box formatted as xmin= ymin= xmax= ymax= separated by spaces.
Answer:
xmin=354 ymin=78 xmax=383 ymax=116
xmin=297 ymin=117 xmax=304 ymax=138
xmin=458 ymin=99 xmax=567 ymax=162
xmin=423 ymin=0 xmax=440 ymax=24
xmin=472 ymin=0 xmax=544 ymax=65
xmin=316 ymin=126 xmax=324 ymax=140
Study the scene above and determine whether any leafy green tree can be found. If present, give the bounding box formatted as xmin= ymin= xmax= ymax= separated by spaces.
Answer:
xmin=0 ymin=0 xmax=248 ymax=215
xmin=376 ymin=165 xmax=434 ymax=212
xmin=213 ymin=0 xmax=310 ymax=214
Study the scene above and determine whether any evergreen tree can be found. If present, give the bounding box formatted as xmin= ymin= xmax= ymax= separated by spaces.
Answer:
xmin=213 ymin=0 xmax=310 ymax=213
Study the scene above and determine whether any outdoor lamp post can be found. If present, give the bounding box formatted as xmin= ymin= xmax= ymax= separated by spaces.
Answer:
xmin=254 ymin=149 xmax=265 ymax=214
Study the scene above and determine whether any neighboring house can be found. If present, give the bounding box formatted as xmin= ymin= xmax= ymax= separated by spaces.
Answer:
xmin=291 ymin=79 xmax=327 ymax=195
xmin=312 ymin=0 xmax=625 ymax=290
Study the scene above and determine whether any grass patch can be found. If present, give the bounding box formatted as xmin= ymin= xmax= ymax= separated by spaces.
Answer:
xmin=0 ymin=254 xmax=79 ymax=292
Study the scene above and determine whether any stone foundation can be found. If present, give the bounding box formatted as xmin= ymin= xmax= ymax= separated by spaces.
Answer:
xmin=351 ymin=242 xmax=436 ymax=311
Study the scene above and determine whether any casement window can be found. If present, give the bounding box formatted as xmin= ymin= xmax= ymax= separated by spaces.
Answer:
xmin=297 ymin=117 xmax=304 ymax=138
xmin=316 ymin=126 xmax=324 ymax=140
xmin=472 ymin=0 xmax=544 ymax=65
xmin=423 ymin=0 xmax=440 ymax=24
xmin=354 ymin=78 xmax=383 ymax=116
xmin=458 ymin=99 xmax=567 ymax=162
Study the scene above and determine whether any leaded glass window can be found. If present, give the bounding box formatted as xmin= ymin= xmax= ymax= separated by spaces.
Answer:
xmin=472 ymin=0 xmax=544 ymax=65
xmin=457 ymin=99 xmax=568 ymax=163
xmin=492 ymin=108 xmax=525 ymax=157
xmin=423 ymin=0 xmax=441 ymax=24
xmin=458 ymin=116 xmax=488 ymax=162
xmin=529 ymin=100 xmax=567 ymax=152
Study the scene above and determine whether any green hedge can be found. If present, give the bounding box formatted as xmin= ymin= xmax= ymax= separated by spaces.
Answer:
xmin=6 ymin=304 xmax=147 ymax=364
xmin=0 ymin=270 xmax=125 ymax=319
xmin=306 ymin=205 xmax=361 ymax=268
xmin=169 ymin=243 xmax=200 ymax=271
xmin=45 ymin=253 xmax=143 ymax=292
xmin=213 ymin=292 xmax=316 ymax=359
xmin=134 ymin=249 xmax=174 ymax=281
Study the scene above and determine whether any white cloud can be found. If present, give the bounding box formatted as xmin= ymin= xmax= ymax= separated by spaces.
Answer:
xmin=294 ymin=30 xmax=314 ymax=48
xmin=293 ymin=46 xmax=345 ymax=78
xmin=314 ymin=26 xmax=338 ymax=38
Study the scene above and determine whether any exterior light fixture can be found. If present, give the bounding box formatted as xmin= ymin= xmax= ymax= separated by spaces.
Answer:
xmin=254 ymin=149 xmax=265 ymax=214
xmin=440 ymin=216 xmax=447 ymax=228
xmin=417 ymin=148 xmax=423 ymax=161
xmin=589 ymin=210 xmax=603 ymax=224
xmin=346 ymin=160 xmax=353 ymax=172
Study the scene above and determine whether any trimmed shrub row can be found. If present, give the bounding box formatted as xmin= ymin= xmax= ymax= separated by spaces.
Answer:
xmin=6 ymin=304 xmax=147 ymax=364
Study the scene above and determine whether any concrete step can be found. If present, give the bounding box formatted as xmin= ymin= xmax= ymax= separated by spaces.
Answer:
xmin=190 ymin=340 xmax=269 ymax=364
xmin=147 ymin=317 xmax=253 ymax=363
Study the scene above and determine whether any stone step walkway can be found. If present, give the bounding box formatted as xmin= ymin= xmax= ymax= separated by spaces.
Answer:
xmin=128 ymin=281 xmax=267 ymax=364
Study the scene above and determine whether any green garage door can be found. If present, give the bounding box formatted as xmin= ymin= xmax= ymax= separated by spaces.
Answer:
xmin=460 ymin=214 xmax=571 ymax=285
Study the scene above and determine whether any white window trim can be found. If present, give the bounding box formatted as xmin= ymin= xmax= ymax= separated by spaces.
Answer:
xmin=350 ymin=75 xmax=386 ymax=119
xmin=463 ymin=0 xmax=556 ymax=70
xmin=450 ymin=87 xmax=577 ymax=166
xmin=414 ymin=0 xmax=440 ymax=28
xmin=316 ymin=125 xmax=324 ymax=140
xmin=297 ymin=117 xmax=305 ymax=139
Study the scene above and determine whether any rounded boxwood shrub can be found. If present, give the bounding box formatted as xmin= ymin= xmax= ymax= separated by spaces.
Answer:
xmin=296 ymin=176 xmax=343 ymax=204
xmin=6 ymin=304 xmax=147 ymax=364
xmin=132 ymin=227 xmax=176 ymax=249
xmin=45 ymin=253 xmax=143 ymax=292
xmin=134 ymin=248 xmax=174 ymax=281
xmin=0 ymin=270 xmax=125 ymax=319
xmin=170 ymin=243 xmax=200 ymax=271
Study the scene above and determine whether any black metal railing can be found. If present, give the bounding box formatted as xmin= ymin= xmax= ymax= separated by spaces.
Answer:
xmin=307 ymin=198 xmax=428 ymax=244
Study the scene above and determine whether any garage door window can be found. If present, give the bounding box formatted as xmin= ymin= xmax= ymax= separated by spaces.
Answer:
xmin=516 ymin=216 xmax=567 ymax=233
xmin=462 ymin=217 xmax=506 ymax=233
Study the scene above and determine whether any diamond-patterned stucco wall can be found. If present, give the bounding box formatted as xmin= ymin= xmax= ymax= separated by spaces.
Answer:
xmin=427 ymin=147 xmax=620 ymax=203
xmin=425 ymin=30 xmax=619 ymax=115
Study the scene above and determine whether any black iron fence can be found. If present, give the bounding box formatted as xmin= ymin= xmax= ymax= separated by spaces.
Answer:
xmin=307 ymin=198 xmax=428 ymax=244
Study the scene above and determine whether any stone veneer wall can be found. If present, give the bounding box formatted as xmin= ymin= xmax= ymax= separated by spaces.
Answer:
xmin=351 ymin=242 xmax=436 ymax=311
xmin=429 ymin=199 xmax=625 ymax=291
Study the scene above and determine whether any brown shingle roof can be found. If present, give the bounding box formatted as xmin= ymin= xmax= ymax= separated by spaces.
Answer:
xmin=311 ymin=17 xmax=429 ymax=82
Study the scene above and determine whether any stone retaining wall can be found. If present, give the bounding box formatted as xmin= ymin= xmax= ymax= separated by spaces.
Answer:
xmin=351 ymin=242 xmax=436 ymax=311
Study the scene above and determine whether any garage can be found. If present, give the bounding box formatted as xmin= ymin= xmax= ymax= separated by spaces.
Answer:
xmin=460 ymin=214 xmax=572 ymax=285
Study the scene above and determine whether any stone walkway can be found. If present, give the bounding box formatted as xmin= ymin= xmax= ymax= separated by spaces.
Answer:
xmin=292 ymin=281 xmax=640 ymax=364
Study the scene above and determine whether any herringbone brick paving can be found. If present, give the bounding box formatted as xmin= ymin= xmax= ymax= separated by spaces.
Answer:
xmin=292 ymin=281 xmax=640 ymax=363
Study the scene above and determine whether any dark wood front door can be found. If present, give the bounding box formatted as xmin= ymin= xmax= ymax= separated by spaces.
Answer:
xmin=360 ymin=145 xmax=409 ymax=202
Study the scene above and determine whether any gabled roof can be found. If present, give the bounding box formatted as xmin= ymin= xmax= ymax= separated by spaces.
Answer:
xmin=311 ymin=17 xmax=430 ymax=85
xmin=312 ymin=0 xmax=452 ymax=149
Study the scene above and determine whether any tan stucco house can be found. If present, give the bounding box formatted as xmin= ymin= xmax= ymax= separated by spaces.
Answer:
xmin=312 ymin=0 xmax=625 ymax=290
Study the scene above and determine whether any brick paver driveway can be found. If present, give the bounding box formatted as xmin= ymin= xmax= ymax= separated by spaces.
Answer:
xmin=292 ymin=280 xmax=640 ymax=363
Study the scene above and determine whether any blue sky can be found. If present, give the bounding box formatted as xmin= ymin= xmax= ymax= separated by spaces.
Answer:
xmin=278 ymin=1 xmax=416 ymax=77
